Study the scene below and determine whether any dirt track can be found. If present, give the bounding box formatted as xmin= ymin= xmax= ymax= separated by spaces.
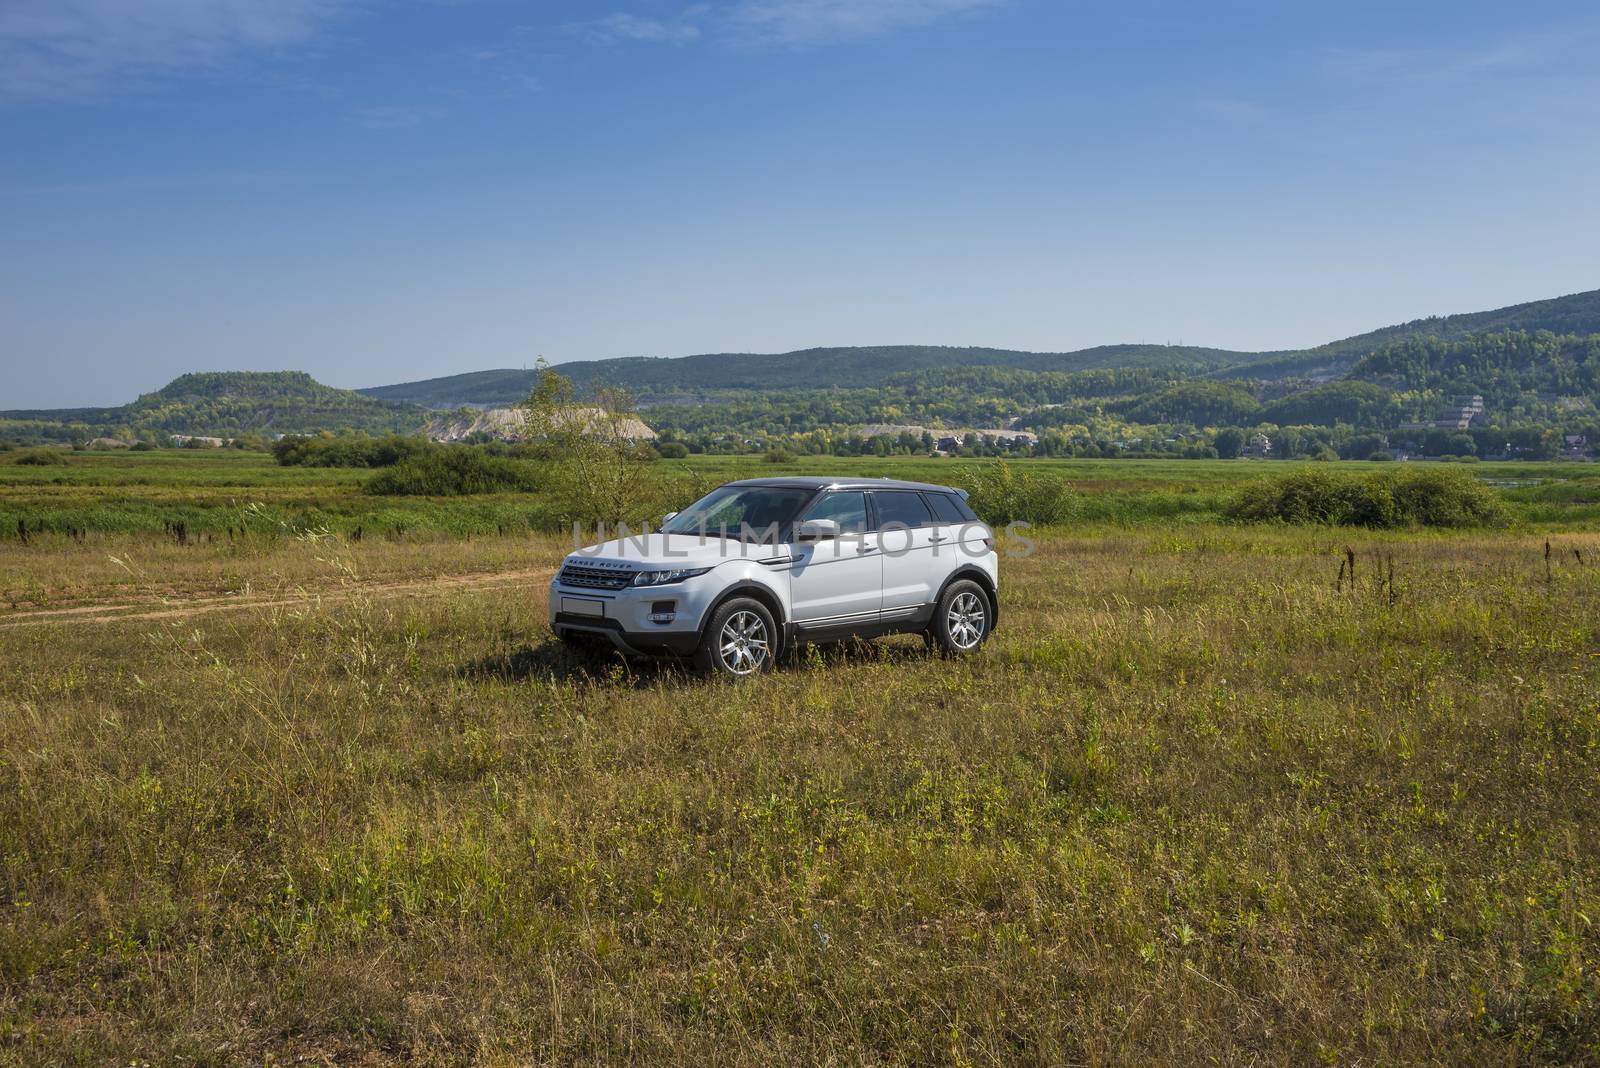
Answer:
xmin=0 ymin=567 xmax=553 ymax=628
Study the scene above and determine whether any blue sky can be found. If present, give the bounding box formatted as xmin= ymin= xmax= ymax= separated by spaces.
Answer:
xmin=3 ymin=0 xmax=1598 ymax=407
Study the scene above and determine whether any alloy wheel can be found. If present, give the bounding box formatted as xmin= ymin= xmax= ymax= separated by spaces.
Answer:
xmin=719 ymin=611 xmax=770 ymax=674
xmin=946 ymin=591 xmax=986 ymax=650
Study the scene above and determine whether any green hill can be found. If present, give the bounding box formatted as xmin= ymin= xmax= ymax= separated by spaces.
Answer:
xmin=1215 ymin=288 xmax=1600 ymax=380
xmin=358 ymin=368 xmax=549 ymax=409
xmin=361 ymin=289 xmax=1600 ymax=408
xmin=359 ymin=344 xmax=1261 ymax=408
xmin=3 ymin=372 xmax=425 ymax=442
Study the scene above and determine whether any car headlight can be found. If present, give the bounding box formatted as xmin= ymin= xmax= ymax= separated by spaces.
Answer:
xmin=631 ymin=566 xmax=712 ymax=587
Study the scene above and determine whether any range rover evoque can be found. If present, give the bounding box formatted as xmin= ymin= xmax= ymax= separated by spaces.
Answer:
xmin=549 ymin=477 xmax=999 ymax=676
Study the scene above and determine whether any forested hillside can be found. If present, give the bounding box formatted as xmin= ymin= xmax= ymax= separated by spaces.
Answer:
xmin=2 ymin=372 xmax=425 ymax=443
xmin=359 ymin=345 xmax=1260 ymax=407
xmin=1216 ymin=288 xmax=1600 ymax=380
xmin=1352 ymin=331 xmax=1599 ymax=399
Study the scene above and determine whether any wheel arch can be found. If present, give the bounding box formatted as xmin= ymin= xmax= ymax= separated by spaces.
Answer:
xmin=700 ymin=580 xmax=788 ymax=655
xmin=937 ymin=566 xmax=999 ymax=631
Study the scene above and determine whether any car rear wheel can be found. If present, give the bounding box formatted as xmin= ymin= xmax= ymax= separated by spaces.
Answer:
xmin=929 ymin=579 xmax=991 ymax=658
xmin=696 ymin=598 xmax=777 ymax=677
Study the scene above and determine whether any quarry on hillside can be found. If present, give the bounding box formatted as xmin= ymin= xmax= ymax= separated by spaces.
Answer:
xmin=423 ymin=406 xmax=657 ymax=444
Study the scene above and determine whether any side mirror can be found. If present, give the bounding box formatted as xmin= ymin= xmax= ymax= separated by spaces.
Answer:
xmin=661 ymin=511 xmax=679 ymax=523
xmin=796 ymin=518 xmax=840 ymax=540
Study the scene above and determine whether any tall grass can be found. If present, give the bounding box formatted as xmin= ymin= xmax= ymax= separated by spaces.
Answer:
xmin=963 ymin=461 xmax=1079 ymax=525
xmin=366 ymin=449 xmax=541 ymax=496
xmin=272 ymin=433 xmax=432 ymax=468
xmin=2 ymin=526 xmax=1597 ymax=1062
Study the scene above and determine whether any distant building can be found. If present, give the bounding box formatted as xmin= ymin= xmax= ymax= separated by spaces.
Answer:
xmin=1399 ymin=394 xmax=1486 ymax=431
xmin=1242 ymin=432 xmax=1273 ymax=459
xmin=896 ymin=424 xmax=1036 ymax=454
xmin=1564 ymin=434 xmax=1593 ymax=459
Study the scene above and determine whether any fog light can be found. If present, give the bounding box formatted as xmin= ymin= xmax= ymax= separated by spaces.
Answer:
xmin=649 ymin=600 xmax=676 ymax=624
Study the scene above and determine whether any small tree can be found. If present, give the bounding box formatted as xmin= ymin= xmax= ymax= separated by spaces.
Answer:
xmin=1214 ymin=427 xmax=1245 ymax=459
xmin=519 ymin=361 xmax=670 ymax=528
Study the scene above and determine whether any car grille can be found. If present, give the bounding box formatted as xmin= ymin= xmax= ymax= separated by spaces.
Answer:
xmin=558 ymin=563 xmax=635 ymax=590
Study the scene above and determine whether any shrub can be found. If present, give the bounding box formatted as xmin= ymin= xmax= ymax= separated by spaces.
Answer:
xmin=10 ymin=448 xmax=69 ymax=466
xmin=655 ymin=441 xmax=690 ymax=459
xmin=1228 ymin=466 xmax=1505 ymax=528
xmin=275 ymin=433 xmax=433 ymax=468
xmin=963 ymin=461 xmax=1078 ymax=526
xmin=365 ymin=448 xmax=540 ymax=496
xmin=764 ymin=446 xmax=794 ymax=464
xmin=1386 ymin=467 xmax=1504 ymax=527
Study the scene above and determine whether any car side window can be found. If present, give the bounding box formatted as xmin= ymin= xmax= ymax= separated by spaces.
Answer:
xmin=924 ymin=492 xmax=968 ymax=525
xmin=871 ymin=490 xmax=934 ymax=529
xmin=801 ymin=491 xmax=867 ymax=534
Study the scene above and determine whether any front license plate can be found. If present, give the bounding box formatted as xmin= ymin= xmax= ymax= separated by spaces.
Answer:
xmin=561 ymin=597 xmax=605 ymax=617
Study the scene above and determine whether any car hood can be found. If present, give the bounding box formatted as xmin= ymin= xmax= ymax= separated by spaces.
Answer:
xmin=568 ymin=532 xmax=783 ymax=569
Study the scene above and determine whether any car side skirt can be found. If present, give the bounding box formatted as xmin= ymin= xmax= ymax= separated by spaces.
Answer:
xmin=787 ymin=603 xmax=936 ymax=645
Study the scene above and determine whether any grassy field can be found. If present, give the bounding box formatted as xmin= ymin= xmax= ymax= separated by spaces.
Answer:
xmin=2 ymin=454 xmax=1599 ymax=1063
xmin=4 ymin=450 xmax=1600 ymax=540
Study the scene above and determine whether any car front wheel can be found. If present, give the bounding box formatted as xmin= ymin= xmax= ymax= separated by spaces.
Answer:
xmin=696 ymin=597 xmax=778 ymax=677
xmin=929 ymin=579 xmax=991 ymax=658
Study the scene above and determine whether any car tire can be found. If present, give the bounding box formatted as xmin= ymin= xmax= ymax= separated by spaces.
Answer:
xmin=929 ymin=579 xmax=991 ymax=658
xmin=696 ymin=597 xmax=778 ymax=677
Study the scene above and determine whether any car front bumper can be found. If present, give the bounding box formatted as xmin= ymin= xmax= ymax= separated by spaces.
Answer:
xmin=548 ymin=572 xmax=722 ymax=658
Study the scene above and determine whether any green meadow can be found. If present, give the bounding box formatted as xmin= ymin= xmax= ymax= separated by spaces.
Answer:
xmin=1 ymin=450 xmax=1597 ymax=1063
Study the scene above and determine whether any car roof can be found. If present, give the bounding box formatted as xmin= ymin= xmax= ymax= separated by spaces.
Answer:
xmin=723 ymin=475 xmax=966 ymax=495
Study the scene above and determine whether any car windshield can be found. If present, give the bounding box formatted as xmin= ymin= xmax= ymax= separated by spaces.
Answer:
xmin=662 ymin=485 xmax=813 ymax=542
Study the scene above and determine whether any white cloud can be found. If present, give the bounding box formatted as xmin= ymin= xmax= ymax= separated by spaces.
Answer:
xmin=1322 ymin=26 xmax=1597 ymax=87
xmin=349 ymin=103 xmax=443 ymax=129
xmin=572 ymin=12 xmax=703 ymax=45
xmin=0 ymin=0 xmax=354 ymax=102
xmin=574 ymin=0 xmax=1000 ymax=50
xmin=724 ymin=0 xmax=1001 ymax=46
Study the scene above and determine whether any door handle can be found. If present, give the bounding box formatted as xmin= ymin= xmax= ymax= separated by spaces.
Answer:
xmin=858 ymin=545 xmax=879 ymax=554
xmin=929 ymin=535 xmax=950 ymax=543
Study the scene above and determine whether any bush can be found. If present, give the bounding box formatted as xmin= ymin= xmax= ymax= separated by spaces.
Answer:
xmin=1386 ymin=467 xmax=1504 ymax=527
xmin=1228 ymin=467 xmax=1505 ymax=528
xmin=10 ymin=448 xmax=69 ymax=466
xmin=365 ymin=448 xmax=540 ymax=496
xmin=655 ymin=441 xmax=690 ymax=459
xmin=963 ymin=461 xmax=1078 ymax=526
xmin=274 ymin=433 xmax=433 ymax=468
xmin=764 ymin=446 xmax=794 ymax=464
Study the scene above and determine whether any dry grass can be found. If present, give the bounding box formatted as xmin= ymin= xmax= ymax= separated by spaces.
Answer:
xmin=2 ymin=526 xmax=1598 ymax=1064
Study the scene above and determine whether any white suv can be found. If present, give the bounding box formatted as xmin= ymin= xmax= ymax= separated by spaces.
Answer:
xmin=549 ymin=477 xmax=999 ymax=675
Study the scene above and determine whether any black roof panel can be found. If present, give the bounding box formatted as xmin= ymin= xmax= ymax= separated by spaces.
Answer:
xmin=723 ymin=475 xmax=964 ymax=495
